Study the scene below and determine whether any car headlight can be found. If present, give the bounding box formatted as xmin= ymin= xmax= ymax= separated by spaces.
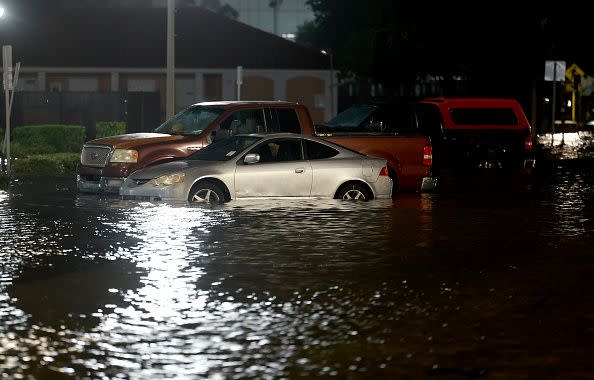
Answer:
xmin=110 ymin=149 xmax=139 ymax=163
xmin=150 ymin=172 xmax=186 ymax=187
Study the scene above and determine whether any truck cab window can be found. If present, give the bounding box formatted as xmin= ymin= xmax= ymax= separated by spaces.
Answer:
xmin=216 ymin=109 xmax=266 ymax=139
xmin=272 ymin=108 xmax=301 ymax=133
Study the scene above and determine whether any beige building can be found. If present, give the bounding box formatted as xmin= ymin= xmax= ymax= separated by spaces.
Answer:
xmin=5 ymin=6 xmax=335 ymax=124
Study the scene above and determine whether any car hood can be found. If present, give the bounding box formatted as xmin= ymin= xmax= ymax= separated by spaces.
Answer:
xmin=88 ymin=133 xmax=189 ymax=149
xmin=128 ymin=160 xmax=222 ymax=180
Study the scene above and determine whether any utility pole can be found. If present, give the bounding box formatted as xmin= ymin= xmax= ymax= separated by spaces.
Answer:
xmin=166 ymin=0 xmax=175 ymax=118
xmin=269 ymin=0 xmax=283 ymax=36
xmin=321 ymin=49 xmax=335 ymax=118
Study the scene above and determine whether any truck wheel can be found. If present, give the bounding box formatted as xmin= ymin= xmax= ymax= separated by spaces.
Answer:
xmin=189 ymin=181 xmax=225 ymax=204
xmin=336 ymin=183 xmax=372 ymax=201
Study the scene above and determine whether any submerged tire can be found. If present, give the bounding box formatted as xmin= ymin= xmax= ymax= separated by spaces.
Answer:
xmin=336 ymin=183 xmax=372 ymax=201
xmin=188 ymin=181 xmax=226 ymax=204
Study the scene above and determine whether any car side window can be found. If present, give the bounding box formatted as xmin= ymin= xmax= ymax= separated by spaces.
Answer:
xmin=250 ymin=139 xmax=304 ymax=163
xmin=304 ymin=140 xmax=339 ymax=160
xmin=270 ymin=108 xmax=301 ymax=133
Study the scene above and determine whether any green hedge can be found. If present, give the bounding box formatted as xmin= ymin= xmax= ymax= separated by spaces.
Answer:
xmin=96 ymin=121 xmax=126 ymax=139
xmin=13 ymin=125 xmax=85 ymax=156
xmin=11 ymin=153 xmax=80 ymax=175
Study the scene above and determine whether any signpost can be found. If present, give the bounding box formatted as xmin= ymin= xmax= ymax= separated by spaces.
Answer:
xmin=2 ymin=45 xmax=20 ymax=175
xmin=545 ymin=60 xmax=566 ymax=137
xmin=236 ymin=66 xmax=243 ymax=100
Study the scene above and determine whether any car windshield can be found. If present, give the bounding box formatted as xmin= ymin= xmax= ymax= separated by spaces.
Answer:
xmin=324 ymin=104 xmax=378 ymax=128
xmin=188 ymin=136 xmax=262 ymax=161
xmin=154 ymin=106 xmax=225 ymax=135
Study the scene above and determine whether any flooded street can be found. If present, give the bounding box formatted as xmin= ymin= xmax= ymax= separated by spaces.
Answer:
xmin=1 ymin=165 xmax=593 ymax=379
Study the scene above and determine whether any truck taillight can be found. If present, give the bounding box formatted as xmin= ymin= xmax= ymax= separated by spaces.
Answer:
xmin=379 ymin=166 xmax=389 ymax=176
xmin=524 ymin=134 xmax=533 ymax=152
xmin=422 ymin=145 xmax=433 ymax=166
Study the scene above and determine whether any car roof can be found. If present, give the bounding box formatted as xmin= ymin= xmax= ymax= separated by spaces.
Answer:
xmin=232 ymin=133 xmax=368 ymax=157
xmin=420 ymin=97 xmax=521 ymax=107
xmin=235 ymin=132 xmax=328 ymax=142
xmin=191 ymin=101 xmax=302 ymax=109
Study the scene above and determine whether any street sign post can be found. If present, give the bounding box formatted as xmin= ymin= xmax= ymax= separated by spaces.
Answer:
xmin=545 ymin=60 xmax=566 ymax=137
xmin=236 ymin=65 xmax=243 ymax=100
xmin=2 ymin=45 xmax=21 ymax=175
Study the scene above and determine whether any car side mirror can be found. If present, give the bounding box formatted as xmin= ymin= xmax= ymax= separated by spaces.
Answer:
xmin=243 ymin=153 xmax=260 ymax=164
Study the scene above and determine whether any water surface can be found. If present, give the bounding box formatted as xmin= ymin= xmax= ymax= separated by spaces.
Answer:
xmin=1 ymin=167 xmax=593 ymax=379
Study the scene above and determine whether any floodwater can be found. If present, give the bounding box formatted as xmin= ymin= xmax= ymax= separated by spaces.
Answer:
xmin=0 ymin=165 xmax=593 ymax=379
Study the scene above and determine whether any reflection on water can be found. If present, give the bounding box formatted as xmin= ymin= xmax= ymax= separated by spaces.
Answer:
xmin=537 ymin=131 xmax=593 ymax=160
xmin=0 ymin=170 xmax=593 ymax=378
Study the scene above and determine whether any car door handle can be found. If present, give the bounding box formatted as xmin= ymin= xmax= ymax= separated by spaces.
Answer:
xmin=295 ymin=168 xmax=305 ymax=173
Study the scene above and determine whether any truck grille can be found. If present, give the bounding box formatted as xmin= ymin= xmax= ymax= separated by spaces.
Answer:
xmin=81 ymin=145 xmax=112 ymax=167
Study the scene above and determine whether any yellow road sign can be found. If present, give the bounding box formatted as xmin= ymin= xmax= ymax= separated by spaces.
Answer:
xmin=566 ymin=63 xmax=585 ymax=82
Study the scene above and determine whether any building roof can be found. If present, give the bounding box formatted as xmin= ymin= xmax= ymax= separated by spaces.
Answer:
xmin=0 ymin=7 xmax=329 ymax=70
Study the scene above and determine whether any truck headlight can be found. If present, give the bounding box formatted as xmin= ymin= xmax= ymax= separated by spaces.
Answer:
xmin=110 ymin=149 xmax=138 ymax=163
xmin=151 ymin=172 xmax=186 ymax=187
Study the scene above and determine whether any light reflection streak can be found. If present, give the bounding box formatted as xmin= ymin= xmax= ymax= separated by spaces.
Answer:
xmin=92 ymin=203 xmax=240 ymax=377
xmin=537 ymin=131 xmax=593 ymax=160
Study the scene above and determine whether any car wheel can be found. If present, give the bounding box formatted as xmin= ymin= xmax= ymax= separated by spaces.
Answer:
xmin=189 ymin=181 xmax=225 ymax=204
xmin=336 ymin=183 xmax=371 ymax=201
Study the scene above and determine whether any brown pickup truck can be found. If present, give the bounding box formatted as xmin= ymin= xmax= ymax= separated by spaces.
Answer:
xmin=77 ymin=101 xmax=436 ymax=194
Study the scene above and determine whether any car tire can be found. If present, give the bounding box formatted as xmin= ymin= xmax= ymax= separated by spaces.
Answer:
xmin=188 ymin=181 xmax=226 ymax=204
xmin=336 ymin=182 xmax=372 ymax=201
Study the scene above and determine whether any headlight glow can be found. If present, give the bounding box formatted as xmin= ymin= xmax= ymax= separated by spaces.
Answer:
xmin=150 ymin=172 xmax=186 ymax=187
xmin=110 ymin=149 xmax=139 ymax=163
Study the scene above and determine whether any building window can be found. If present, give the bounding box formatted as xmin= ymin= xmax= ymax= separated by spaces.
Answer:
xmin=204 ymin=74 xmax=223 ymax=101
xmin=128 ymin=79 xmax=157 ymax=92
xmin=49 ymin=81 xmax=62 ymax=92
xmin=69 ymin=78 xmax=99 ymax=92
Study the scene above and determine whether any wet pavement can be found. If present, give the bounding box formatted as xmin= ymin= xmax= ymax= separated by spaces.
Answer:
xmin=0 ymin=155 xmax=593 ymax=378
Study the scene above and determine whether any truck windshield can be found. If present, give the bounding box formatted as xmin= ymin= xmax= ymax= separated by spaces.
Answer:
xmin=188 ymin=136 xmax=262 ymax=161
xmin=154 ymin=106 xmax=225 ymax=135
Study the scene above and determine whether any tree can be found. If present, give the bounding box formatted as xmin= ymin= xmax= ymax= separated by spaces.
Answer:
xmin=296 ymin=0 xmax=425 ymax=93
xmin=199 ymin=0 xmax=238 ymax=19
xmin=297 ymin=1 xmax=554 ymax=98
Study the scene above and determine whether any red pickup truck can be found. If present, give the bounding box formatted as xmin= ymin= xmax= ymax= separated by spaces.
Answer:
xmin=415 ymin=97 xmax=535 ymax=171
xmin=77 ymin=101 xmax=436 ymax=195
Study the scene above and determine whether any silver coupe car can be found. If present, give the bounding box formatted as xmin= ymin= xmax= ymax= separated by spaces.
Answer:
xmin=120 ymin=133 xmax=392 ymax=203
